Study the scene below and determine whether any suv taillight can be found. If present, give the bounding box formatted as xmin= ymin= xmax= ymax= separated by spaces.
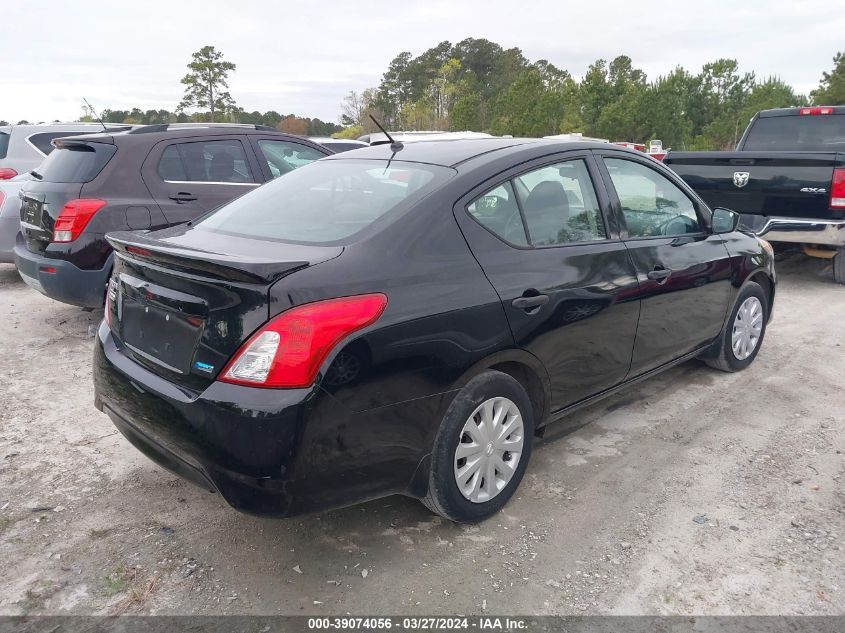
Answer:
xmin=0 ymin=168 xmax=17 ymax=179
xmin=52 ymin=199 xmax=107 ymax=243
xmin=831 ymin=169 xmax=845 ymax=209
xmin=219 ymin=294 xmax=388 ymax=388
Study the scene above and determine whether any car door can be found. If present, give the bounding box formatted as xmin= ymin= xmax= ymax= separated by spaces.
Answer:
xmin=594 ymin=151 xmax=734 ymax=376
xmin=453 ymin=153 xmax=642 ymax=411
xmin=248 ymin=137 xmax=328 ymax=181
xmin=142 ymin=136 xmax=262 ymax=225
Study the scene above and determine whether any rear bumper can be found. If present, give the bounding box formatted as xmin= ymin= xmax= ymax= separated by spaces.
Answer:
xmin=93 ymin=322 xmax=440 ymax=517
xmin=742 ymin=214 xmax=845 ymax=247
xmin=13 ymin=238 xmax=112 ymax=307
xmin=0 ymin=218 xmax=18 ymax=264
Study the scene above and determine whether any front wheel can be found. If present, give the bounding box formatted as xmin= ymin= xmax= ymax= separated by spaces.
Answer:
xmin=703 ymin=281 xmax=768 ymax=372
xmin=422 ymin=371 xmax=534 ymax=523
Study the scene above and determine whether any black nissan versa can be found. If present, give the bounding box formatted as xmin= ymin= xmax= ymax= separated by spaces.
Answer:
xmin=93 ymin=138 xmax=776 ymax=523
xmin=14 ymin=124 xmax=330 ymax=308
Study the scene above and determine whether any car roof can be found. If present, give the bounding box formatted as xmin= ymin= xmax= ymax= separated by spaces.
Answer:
xmin=53 ymin=124 xmax=325 ymax=147
xmin=323 ymin=137 xmax=623 ymax=168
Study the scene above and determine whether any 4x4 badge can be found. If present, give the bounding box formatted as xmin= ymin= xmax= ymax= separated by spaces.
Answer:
xmin=733 ymin=171 xmax=750 ymax=188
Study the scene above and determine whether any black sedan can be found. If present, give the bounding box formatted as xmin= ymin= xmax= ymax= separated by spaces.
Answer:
xmin=93 ymin=138 xmax=776 ymax=523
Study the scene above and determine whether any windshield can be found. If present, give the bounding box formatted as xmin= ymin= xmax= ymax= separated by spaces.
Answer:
xmin=196 ymin=159 xmax=454 ymax=244
xmin=743 ymin=115 xmax=845 ymax=151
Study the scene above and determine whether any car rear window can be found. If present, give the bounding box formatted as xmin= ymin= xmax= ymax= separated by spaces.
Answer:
xmin=34 ymin=142 xmax=116 ymax=183
xmin=743 ymin=115 xmax=845 ymax=151
xmin=195 ymin=159 xmax=454 ymax=244
xmin=0 ymin=132 xmax=9 ymax=159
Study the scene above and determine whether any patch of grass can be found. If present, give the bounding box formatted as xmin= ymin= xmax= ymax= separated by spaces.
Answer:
xmin=17 ymin=581 xmax=64 ymax=615
xmin=90 ymin=528 xmax=111 ymax=539
xmin=18 ymin=588 xmax=46 ymax=614
xmin=102 ymin=566 xmax=130 ymax=596
xmin=0 ymin=514 xmax=23 ymax=534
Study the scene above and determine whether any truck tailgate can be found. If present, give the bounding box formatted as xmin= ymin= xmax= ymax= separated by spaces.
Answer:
xmin=665 ymin=151 xmax=842 ymax=220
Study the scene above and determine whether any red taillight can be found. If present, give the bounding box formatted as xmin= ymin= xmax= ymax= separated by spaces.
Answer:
xmin=0 ymin=191 xmax=5 ymax=208
xmin=0 ymin=168 xmax=17 ymax=179
xmin=52 ymin=199 xmax=107 ymax=243
xmin=800 ymin=106 xmax=834 ymax=115
xmin=126 ymin=245 xmax=152 ymax=257
xmin=830 ymin=168 xmax=845 ymax=209
xmin=219 ymin=294 xmax=388 ymax=388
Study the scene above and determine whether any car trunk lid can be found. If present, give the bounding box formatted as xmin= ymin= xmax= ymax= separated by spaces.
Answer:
xmin=106 ymin=226 xmax=343 ymax=391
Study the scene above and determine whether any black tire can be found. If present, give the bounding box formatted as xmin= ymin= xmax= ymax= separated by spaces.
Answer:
xmin=833 ymin=248 xmax=845 ymax=284
xmin=422 ymin=370 xmax=534 ymax=523
xmin=703 ymin=281 xmax=768 ymax=373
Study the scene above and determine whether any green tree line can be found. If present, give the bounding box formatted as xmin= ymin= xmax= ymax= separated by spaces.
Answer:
xmin=338 ymin=40 xmax=845 ymax=150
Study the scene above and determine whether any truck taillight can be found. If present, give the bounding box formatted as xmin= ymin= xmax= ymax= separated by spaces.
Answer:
xmin=800 ymin=106 xmax=834 ymax=115
xmin=220 ymin=294 xmax=387 ymax=388
xmin=52 ymin=199 xmax=107 ymax=242
xmin=830 ymin=169 xmax=845 ymax=209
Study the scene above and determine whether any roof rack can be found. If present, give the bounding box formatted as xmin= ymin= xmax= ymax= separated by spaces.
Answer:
xmin=128 ymin=123 xmax=279 ymax=134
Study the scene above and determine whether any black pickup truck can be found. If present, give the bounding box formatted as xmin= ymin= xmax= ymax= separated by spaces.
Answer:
xmin=665 ymin=106 xmax=845 ymax=282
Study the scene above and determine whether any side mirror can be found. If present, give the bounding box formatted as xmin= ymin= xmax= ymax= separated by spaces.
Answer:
xmin=711 ymin=207 xmax=739 ymax=234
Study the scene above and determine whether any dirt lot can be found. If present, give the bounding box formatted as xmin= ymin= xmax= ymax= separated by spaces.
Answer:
xmin=0 ymin=251 xmax=843 ymax=616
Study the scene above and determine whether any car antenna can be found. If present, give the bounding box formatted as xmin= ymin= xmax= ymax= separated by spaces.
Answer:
xmin=369 ymin=115 xmax=403 ymax=152
xmin=83 ymin=98 xmax=107 ymax=132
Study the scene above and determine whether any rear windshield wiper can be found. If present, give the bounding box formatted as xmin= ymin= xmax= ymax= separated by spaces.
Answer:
xmin=30 ymin=170 xmax=43 ymax=180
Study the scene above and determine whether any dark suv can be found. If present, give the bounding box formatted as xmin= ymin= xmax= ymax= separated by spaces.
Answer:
xmin=14 ymin=124 xmax=331 ymax=307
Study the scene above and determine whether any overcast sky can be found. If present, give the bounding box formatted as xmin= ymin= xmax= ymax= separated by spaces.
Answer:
xmin=3 ymin=0 xmax=843 ymax=124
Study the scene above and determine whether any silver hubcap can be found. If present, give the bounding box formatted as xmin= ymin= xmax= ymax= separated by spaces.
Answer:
xmin=732 ymin=296 xmax=764 ymax=360
xmin=454 ymin=397 xmax=524 ymax=503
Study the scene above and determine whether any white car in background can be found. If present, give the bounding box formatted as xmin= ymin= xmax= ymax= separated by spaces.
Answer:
xmin=0 ymin=172 xmax=32 ymax=263
xmin=0 ymin=122 xmax=132 ymax=180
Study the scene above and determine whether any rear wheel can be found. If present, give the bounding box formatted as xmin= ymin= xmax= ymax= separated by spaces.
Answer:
xmin=703 ymin=281 xmax=768 ymax=372
xmin=422 ymin=371 xmax=534 ymax=523
xmin=833 ymin=248 xmax=845 ymax=284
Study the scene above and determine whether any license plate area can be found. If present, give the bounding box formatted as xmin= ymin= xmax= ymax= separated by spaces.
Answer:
xmin=117 ymin=274 xmax=208 ymax=375
xmin=20 ymin=195 xmax=45 ymax=232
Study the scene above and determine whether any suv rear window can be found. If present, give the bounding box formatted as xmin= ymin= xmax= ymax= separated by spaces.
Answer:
xmin=0 ymin=132 xmax=9 ymax=159
xmin=34 ymin=142 xmax=116 ymax=183
xmin=743 ymin=115 xmax=845 ymax=151
xmin=196 ymin=159 xmax=453 ymax=244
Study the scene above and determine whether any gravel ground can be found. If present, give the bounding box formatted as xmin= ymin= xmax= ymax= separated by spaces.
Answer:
xmin=0 ymin=249 xmax=843 ymax=616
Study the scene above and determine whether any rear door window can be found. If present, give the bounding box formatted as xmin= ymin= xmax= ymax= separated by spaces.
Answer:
xmin=156 ymin=139 xmax=255 ymax=183
xmin=514 ymin=160 xmax=606 ymax=246
xmin=35 ymin=142 xmax=117 ymax=183
xmin=467 ymin=181 xmax=529 ymax=246
xmin=256 ymin=140 xmax=325 ymax=178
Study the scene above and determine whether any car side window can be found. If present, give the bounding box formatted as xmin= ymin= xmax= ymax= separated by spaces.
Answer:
xmin=157 ymin=140 xmax=255 ymax=184
xmin=467 ymin=181 xmax=528 ymax=246
xmin=603 ymin=158 xmax=701 ymax=238
xmin=513 ymin=159 xmax=607 ymax=246
xmin=257 ymin=140 xmax=325 ymax=179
